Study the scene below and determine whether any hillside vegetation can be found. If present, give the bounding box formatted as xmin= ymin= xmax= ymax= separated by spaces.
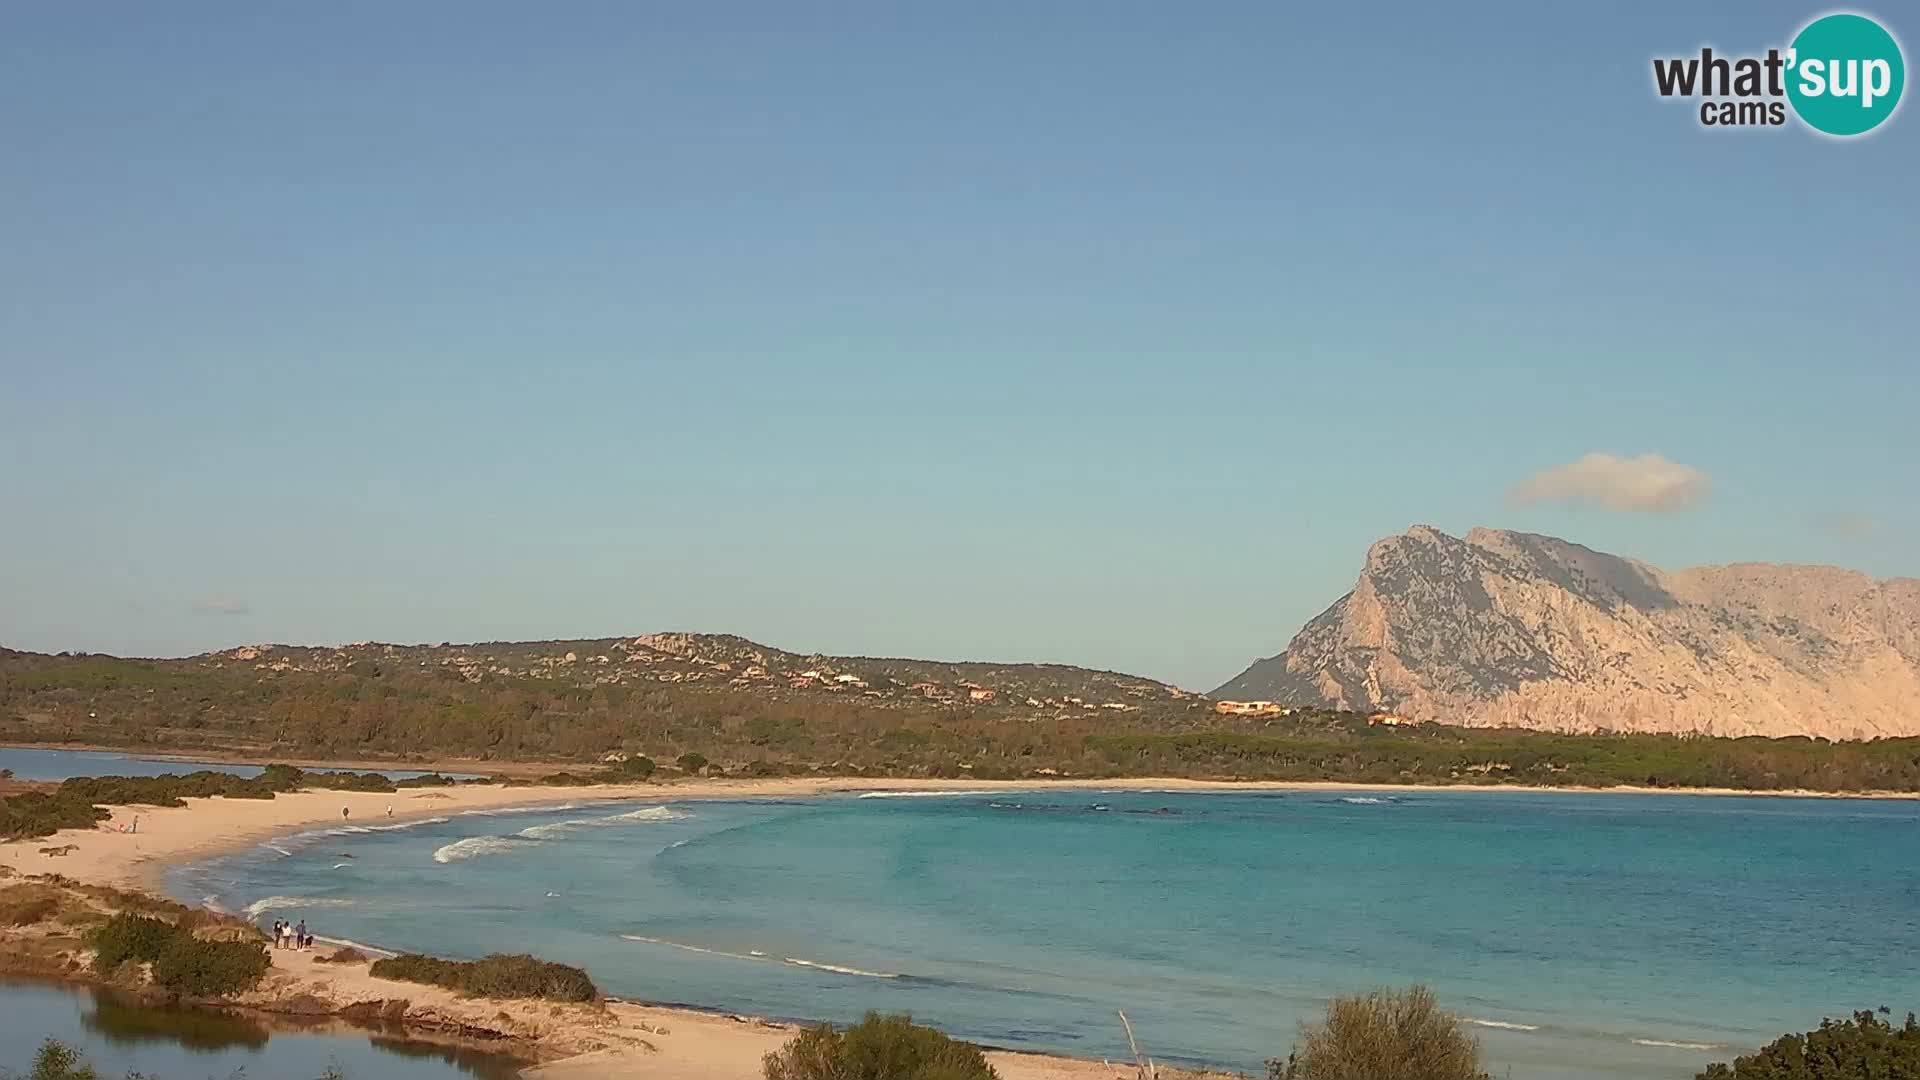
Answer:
xmin=4 ymin=637 xmax=1919 ymax=794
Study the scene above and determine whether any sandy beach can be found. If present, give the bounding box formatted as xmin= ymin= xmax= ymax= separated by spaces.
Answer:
xmin=0 ymin=776 xmax=1253 ymax=1080
xmin=3 ymin=772 xmax=1912 ymax=1078
xmin=7 ymin=771 xmax=1912 ymax=893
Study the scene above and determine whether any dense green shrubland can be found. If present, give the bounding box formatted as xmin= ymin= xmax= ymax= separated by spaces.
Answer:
xmin=7 ymin=644 xmax=1918 ymax=794
xmin=0 ymin=765 xmax=484 ymax=841
xmin=87 ymin=912 xmax=269 ymax=996
xmin=1698 ymin=1009 xmax=1920 ymax=1079
xmin=368 ymin=952 xmax=597 ymax=1002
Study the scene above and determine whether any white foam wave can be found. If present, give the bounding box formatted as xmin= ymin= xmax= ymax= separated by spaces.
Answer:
xmin=856 ymin=790 xmax=1009 ymax=799
xmin=331 ymin=863 xmax=354 ymax=870
xmin=199 ymin=895 xmax=230 ymax=914
xmin=1631 ymin=1038 xmax=1723 ymax=1051
xmin=1464 ymin=1018 xmax=1539 ymax=1032
xmin=315 ymin=936 xmax=396 ymax=959
xmin=621 ymin=934 xmax=740 ymax=959
xmin=368 ymin=816 xmax=449 ymax=831
xmin=782 ymin=957 xmax=899 ymax=979
xmin=261 ymin=844 xmax=293 ymax=857
xmin=1338 ymin=796 xmax=1390 ymax=805
xmin=618 ymin=935 xmax=898 ymax=979
xmin=432 ymin=836 xmax=533 ymax=863
xmin=517 ymin=805 xmax=690 ymax=840
xmin=241 ymin=896 xmax=357 ymax=919
xmin=460 ymin=803 xmax=578 ymax=817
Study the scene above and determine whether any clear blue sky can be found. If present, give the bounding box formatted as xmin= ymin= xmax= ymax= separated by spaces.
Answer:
xmin=1 ymin=2 xmax=1913 ymax=690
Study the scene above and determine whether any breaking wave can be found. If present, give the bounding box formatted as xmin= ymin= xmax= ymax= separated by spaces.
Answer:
xmin=321 ymin=815 xmax=451 ymax=837
xmin=432 ymin=836 xmax=535 ymax=863
xmin=1631 ymin=1038 xmax=1724 ymax=1051
xmin=619 ymin=935 xmax=899 ymax=979
xmin=856 ymin=790 xmax=1009 ymax=799
xmin=782 ymin=956 xmax=899 ymax=979
xmin=459 ymin=803 xmax=578 ymax=817
xmin=242 ymin=895 xmax=357 ymax=919
xmin=517 ymin=805 xmax=689 ymax=840
xmin=1463 ymin=1018 xmax=1540 ymax=1032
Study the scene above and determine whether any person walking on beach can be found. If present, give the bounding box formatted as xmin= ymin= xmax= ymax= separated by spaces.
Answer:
xmin=341 ymin=806 xmax=350 ymax=822
xmin=386 ymin=804 xmax=393 ymax=818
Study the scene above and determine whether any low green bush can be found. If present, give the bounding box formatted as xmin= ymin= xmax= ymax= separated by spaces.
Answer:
xmin=369 ymin=952 xmax=597 ymax=1002
xmin=763 ymin=1011 xmax=998 ymax=1080
xmin=151 ymin=934 xmax=270 ymax=996
xmin=1698 ymin=1008 xmax=1920 ymax=1079
xmin=1270 ymin=985 xmax=1488 ymax=1080
xmin=89 ymin=913 xmax=177 ymax=972
xmin=86 ymin=912 xmax=268 ymax=996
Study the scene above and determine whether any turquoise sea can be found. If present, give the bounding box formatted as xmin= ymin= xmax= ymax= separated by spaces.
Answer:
xmin=167 ymin=788 xmax=1919 ymax=1080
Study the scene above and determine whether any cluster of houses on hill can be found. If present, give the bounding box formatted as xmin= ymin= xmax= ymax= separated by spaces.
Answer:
xmin=1212 ymin=699 xmax=1423 ymax=728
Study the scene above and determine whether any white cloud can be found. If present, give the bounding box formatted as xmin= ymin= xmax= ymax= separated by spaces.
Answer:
xmin=1508 ymin=453 xmax=1709 ymax=514
xmin=191 ymin=597 xmax=251 ymax=616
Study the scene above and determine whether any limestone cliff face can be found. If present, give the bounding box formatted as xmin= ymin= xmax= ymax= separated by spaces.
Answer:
xmin=1214 ymin=526 xmax=1920 ymax=738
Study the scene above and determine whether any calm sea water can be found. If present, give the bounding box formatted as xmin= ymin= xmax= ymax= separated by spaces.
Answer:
xmin=0 ymin=746 xmax=477 ymax=782
xmin=0 ymin=980 xmax=523 ymax=1079
xmin=166 ymin=788 xmax=1920 ymax=1080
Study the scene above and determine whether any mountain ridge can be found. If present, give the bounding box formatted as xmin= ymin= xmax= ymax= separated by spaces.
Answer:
xmin=1215 ymin=525 xmax=1920 ymax=738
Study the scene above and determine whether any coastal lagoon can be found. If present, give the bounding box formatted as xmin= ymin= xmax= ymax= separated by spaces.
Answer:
xmin=170 ymin=789 xmax=1919 ymax=1080
xmin=0 ymin=979 xmax=523 ymax=1079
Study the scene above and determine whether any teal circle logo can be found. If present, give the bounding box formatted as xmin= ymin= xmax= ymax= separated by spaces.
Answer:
xmin=1787 ymin=13 xmax=1905 ymax=136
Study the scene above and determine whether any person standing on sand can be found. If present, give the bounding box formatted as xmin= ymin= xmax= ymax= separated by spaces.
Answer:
xmin=270 ymin=920 xmax=281 ymax=949
xmin=295 ymin=920 xmax=308 ymax=950
xmin=342 ymin=806 xmax=350 ymax=822
xmin=386 ymin=804 xmax=393 ymax=818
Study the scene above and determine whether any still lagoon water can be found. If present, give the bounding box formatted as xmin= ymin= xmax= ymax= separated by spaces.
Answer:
xmin=0 ymin=979 xmax=523 ymax=1079
xmin=163 ymin=787 xmax=1920 ymax=1080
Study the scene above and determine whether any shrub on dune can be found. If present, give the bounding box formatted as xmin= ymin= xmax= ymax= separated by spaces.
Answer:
xmin=763 ymin=1011 xmax=998 ymax=1080
xmin=369 ymin=952 xmax=597 ymax=1002
xmin=1270 ymin=985 xmax=1488 ymax=1080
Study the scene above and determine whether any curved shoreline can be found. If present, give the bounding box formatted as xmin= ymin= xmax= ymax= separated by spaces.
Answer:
xmin=3 ymin=773 xmax=1899 ymax=1077
xmin=1 ymin=777 xmax=1249 ymax=1080
xmin=8 ymin=773 xmax=1916 ymax=895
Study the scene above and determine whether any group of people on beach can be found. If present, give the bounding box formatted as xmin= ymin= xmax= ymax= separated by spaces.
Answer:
xmin=272 ymin=919 xmax=313 ymax=950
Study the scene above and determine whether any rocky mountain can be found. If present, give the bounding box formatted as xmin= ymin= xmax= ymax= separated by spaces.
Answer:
xmin=1215 ymin=526 xmax=1920 ymax=738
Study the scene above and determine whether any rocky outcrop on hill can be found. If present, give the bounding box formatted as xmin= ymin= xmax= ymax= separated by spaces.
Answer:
xmin=1215 ymin=526 xmax=1920 ymax=738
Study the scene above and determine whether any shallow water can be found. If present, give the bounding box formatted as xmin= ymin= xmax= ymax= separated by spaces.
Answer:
xmin=0 ymin=745 xmax=478 ymax=782
xmin=170 ymin=788 xmax=1920 ymax=1079
xmin=0 ymin=980 xmax=524 ymax=1079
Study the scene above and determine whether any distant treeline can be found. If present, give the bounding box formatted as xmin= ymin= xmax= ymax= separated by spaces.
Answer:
xmin=4 ymin=651 xmax=1919 ymax=795
xmin=0 ymin=765 xmax=470 ymax=841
